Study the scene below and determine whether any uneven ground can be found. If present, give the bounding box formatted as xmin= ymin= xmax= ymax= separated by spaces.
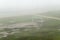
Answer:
xmin=0 ymin=11 xmax=60 ymax=40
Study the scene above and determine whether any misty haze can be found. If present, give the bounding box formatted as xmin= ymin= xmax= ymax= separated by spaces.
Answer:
xmin=0 ymin=0 xmax=60 ymax=40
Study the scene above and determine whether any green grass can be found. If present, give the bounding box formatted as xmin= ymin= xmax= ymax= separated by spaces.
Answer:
xmin=0 ymin=15 xmax=34 ymax=25
xmin=0 ymin=13 xmax=60 ymax=40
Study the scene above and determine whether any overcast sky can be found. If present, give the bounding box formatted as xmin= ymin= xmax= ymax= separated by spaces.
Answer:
xmin=0 ymin=0 xmax=60 ymax=18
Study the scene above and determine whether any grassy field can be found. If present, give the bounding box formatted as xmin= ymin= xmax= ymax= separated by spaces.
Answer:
xmin=0 ymin=12 xmax=60 ymax=40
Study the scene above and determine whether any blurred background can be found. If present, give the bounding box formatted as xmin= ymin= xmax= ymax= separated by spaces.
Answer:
xmin=0 ymin=0 xmax=60 ymax=40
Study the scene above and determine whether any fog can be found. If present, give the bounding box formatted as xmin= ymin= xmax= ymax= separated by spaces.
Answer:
xmin=0 ymin=0 xmax=60 ymax=18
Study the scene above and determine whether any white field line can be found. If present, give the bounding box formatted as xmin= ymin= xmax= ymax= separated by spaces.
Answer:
xmin=39 ymin=15 xmax=60 ymax=20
